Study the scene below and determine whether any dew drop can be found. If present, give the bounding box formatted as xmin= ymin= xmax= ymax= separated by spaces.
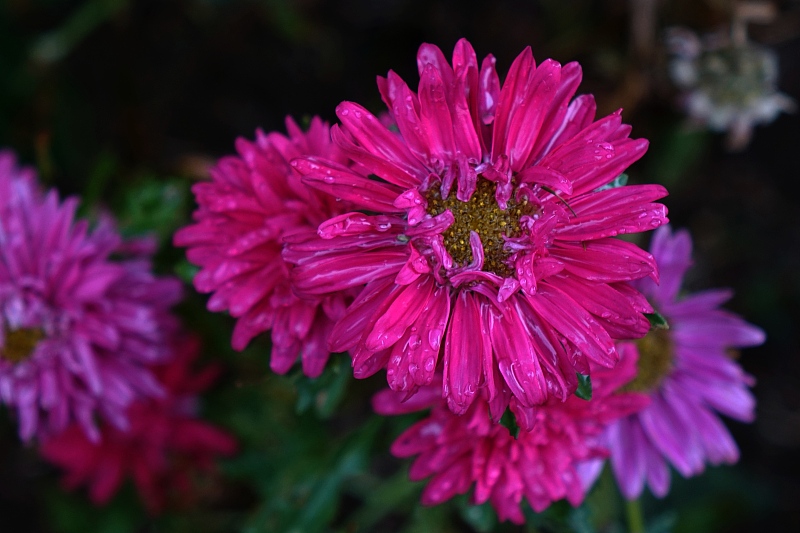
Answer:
xmin=408 ymin=334 xmax=422 ymax=349
xmin=428 ymin=329 xmax=443 ymax=349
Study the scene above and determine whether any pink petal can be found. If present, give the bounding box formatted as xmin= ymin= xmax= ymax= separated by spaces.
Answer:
xmin=443 ymin=291 xmax=487 ymax=414
xmin=365 ymin=275 xmax=435 ymax=352
xmin=293 ymin=157 xmax=403 ymax=211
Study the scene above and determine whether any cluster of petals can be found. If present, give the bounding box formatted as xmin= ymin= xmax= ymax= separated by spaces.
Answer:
xmin=40 ymin=334 xmax=237 ymax=514
xmin=0 ymin=150 xmax=182 ymax=441
xmin=287 ymin=38 xmax=668 ymax=418
xmin=590 ymin=225 xmax=766 ymax=499
xmin=373 ymin=348 xmax=648 ymax=523
xmin=174 ymin=117 xmax=355 ymax=378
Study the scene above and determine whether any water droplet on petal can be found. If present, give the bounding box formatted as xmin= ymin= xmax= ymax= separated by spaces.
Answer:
xmin=428 ymin=329 xmax=443 ymax=349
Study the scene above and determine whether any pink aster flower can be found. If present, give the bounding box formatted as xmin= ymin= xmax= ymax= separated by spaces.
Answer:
xmin=287 ymin=39 xmax=668 ymax=417
xmin=0 ymin=150 xmax=182 ymax=442
xmin=592 ymin=225 xmax=765 ymax=499
xmin=373 ymin=348 xmax=647 ymax=523
xmin=174 ymin=117 xmax=354 ymax=378
xmin=40 ymin=334 xmax=237 ymax=514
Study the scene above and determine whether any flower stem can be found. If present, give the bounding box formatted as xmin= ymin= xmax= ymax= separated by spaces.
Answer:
xmin=625 ymin=498 xmax=646 ymax=533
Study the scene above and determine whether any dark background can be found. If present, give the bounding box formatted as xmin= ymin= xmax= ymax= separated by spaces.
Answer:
xmin=1 ymin=1 xmax=799 ymax=531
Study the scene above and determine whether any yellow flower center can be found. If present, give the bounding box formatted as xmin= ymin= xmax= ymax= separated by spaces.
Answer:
xmin=2 ymin=327 xmax=45 ymax=364
xmin=621 ymin=329 xmax=675 ymax=393
xmin=425 ymin=178 xmax=533 ymax=277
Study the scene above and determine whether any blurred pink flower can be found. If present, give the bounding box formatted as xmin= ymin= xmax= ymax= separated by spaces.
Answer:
xmin=0 ymin=150 xmax=182 ymax=442
xmin=174 ymin=117 xmax=355 ymax=378
xmin=286 ymin=38 xmax=668 ymax=418
xmin=40 ymin=334 xmax=237 ymax=514
xmin=589 ymin=225 xmax=765 ymax=499
xmin=373 ymin=347 xmax=647 ymax=523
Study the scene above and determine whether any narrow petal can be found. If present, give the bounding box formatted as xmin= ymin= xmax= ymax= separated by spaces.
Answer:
xmin=443 ymin=291 xmax=488 ymax=414
xmin=294 ymin=157 xmax=403 ymax=211
xmin=366 ymin=275 xmax=435 ymax=352
xmin=291 ymin=250 xmax=407 ymax=296
xmin=487 ymin=302 xmax=548 ymax=406
xmin=506 ymin=59 xmax=562 ymax=171
xmin=526 ymin=283 xmax=617 ymax=368
xmin=491 ymin=46 xmax=535 ymax=162
xmin=552 ymin=239 xmax=657 ymax=283
xmin=419 ymin=64 xmax=456 ymax=162
xmin=336 ymin=102 xmax=422 ymax=181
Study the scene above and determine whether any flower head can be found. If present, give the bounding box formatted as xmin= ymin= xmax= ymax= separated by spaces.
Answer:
xmin=40 ymin=334 xmax=237 ymax=514
xmin=287 ymin=39 xmax=668 ymax=418
xmin=0 ymin=150 xmax=182 ymax=442
xmin=174 ymin=117 xmax=354 ymax=378
xmin=596 ymin=225 xmax=765 ymax=499
xmin=373 ymin=350 xmax=647 ymax=523
xmin=667 ymin=27 xmax=794 ymax=150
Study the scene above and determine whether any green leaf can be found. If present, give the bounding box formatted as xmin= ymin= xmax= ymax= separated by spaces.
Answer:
xmin=645 ymin=123 xmax=710 ymax=191
xmin=282 ymin=417 xmax=382 ymax=533
xmin=457 ymin=498 xmax=498 ymax=532
xmin=499 ymin=408 xmax=520 ymax=438
xmin=647 ymin=512 xmax=677 ymax=533
xmin=595 ymin=173 xmax=629 ymax=191
xmin=575 ymin=373 xmax=592 ymax=400
xmin=117 ymin=177 xmax=190 ymax=245
xmin=174 ymin=259 xmax=199 ymax=285
xmin=78 ymin=150 xmax=118 ymax=216
xmin=44 ymin=483 xmax=144 ymax=533
xmin=293 ymin=353 xmax=351 ymax=419
xmin=568 ymin=505 xmax=598 ymax=533
xmin=344 ymin=469 xmax=422 ymax=531
xmin=645 ymin=311 xmax=670 ymax=330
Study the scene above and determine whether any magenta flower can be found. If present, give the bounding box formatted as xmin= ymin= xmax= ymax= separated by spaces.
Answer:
xmin=41 ymin=334 xmax=237 ymax=514
xmin=0 ymin=150 xmax=182 ymax=442
xmin=595 ymin=225 xmax=765 ymax=499
xmin=174 ymin=117 xmax=354 ymax=378
xmin=287 ymin=39 xmax=668 ymax=417
xmin=373 ymin=348 xmax=647 ymax=523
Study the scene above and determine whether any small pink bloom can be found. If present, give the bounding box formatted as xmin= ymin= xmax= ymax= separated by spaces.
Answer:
xmin=174 ymin=117 xmax=355 ymax=378
xmin=40 ymin=334 xmax=237 ymax=514
xmin=287 ymin=39 xmax=668 ymax=419
xmin=590 ymin=225 xmax=765 ymax=499
xmin=0 ymin=150 xmax=182 ymax=442
xmin=373 ymin=349 xmax=647 ymax=523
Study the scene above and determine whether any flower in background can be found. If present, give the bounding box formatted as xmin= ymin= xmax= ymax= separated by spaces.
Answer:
xmin=287 ymin=38 xmax=667 ymax=421
xmin=666 ymin=26 xmax=794 ymax=150
xmin=40 ymin=335 xmax=237 ymax=514
xmin=174 ymin=117 xmax=355 ymax=378
xmin=0 ymin=150 xmax=182 ymax=442
xmin=592 ymin=225 xmax=765 ymax=499
xmin=373 ymin=348 xmax=648 ymax=523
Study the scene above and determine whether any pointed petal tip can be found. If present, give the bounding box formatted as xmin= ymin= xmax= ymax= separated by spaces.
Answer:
xmin=336 ymin=101 xmax=364 ymax=119
xmin=445 ymin=394 xmax=473 ymax=416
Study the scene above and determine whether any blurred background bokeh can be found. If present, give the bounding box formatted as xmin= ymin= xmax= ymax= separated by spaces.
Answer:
xmin=1 ymin=1 xmax=799 ymax=531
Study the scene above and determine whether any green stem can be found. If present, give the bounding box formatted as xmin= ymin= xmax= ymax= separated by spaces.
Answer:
xmin=626 ymin=497 xmax=646 ymax=533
